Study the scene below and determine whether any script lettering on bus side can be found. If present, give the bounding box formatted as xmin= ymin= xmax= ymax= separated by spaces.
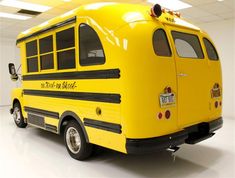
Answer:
xmin=41 ymin=81 xmax=78 ymax=90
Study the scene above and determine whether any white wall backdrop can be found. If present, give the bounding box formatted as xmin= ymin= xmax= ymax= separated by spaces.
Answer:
xmin=198 ymin=19 xmax=235 ymax=119
xmin=0 ymin=38 xmax=19 ymax=106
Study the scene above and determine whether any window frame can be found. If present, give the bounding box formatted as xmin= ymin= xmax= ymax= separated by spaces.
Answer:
xmin=152 ymin=28 xmax=172 ymax=57
xmin=203 ymin=38 xmax=219 ymax=61
xmin=25 ymin=39 xmax=39 ymax=73
xmin=38 ymin=34 xmax=55 ymax=71
xmin=78 ymin=23 xmax=106 ymax=66
xmin=171 ymin=31 xmax=205 ymax=60
xmin=55 ymin=25 xmax=77 ymax=71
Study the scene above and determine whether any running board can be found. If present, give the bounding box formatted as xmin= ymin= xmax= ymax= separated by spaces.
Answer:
xmin=185 ymin=133 xmax=215 ymax=144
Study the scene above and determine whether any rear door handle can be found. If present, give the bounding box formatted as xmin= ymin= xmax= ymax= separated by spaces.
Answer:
xmin=177 ymin=73 xmax=188 ymax=77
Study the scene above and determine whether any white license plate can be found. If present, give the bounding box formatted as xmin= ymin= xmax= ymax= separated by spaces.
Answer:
xmin=160 ymin=93 xmax=175 ymax=107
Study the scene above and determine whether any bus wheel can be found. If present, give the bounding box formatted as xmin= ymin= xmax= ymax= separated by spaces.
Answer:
xmin=64 ymin=120 xmax=93 ymax=160
xmin=13 ymin=102 xmax=27 ymax=128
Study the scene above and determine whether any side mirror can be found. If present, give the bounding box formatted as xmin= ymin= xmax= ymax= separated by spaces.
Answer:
xmin=8 ymin=63 xmax=18 ymax=81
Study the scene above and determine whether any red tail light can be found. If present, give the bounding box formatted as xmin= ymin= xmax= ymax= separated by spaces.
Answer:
xmin=158 ymin=112 xmax=163 ymax=119
xmin=215 ymin=101 xmax=219 ymax=108
xmin=165 ymin=110 xmax=171 ymax=119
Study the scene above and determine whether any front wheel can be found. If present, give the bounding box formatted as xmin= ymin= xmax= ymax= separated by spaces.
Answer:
xmin=64 ymin=120 xmax=93 ymax=160
xmin=13 ymin=102 xmax=27 ymax=128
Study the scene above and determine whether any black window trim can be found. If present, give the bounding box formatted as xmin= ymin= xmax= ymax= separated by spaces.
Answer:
xmin=203 ymin=37 xmax=219 ymax=61
xmin=171 ymin=31 xmax=205 ymax=60
xmin=79 ymin=23 xmax=106 ymax=66
xmin=152 ymin=28 xmax=172 ymax=57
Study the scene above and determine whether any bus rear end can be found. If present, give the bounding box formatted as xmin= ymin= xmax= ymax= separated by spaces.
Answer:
xmin=119 ymin=5 xmax=223 ymax=154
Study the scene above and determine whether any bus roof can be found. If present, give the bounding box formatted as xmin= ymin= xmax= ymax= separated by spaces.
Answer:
xmin=17 ymin=2 xmax=201 ymax=43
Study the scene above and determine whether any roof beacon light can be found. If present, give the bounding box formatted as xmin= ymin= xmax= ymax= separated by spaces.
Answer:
xmin=150 ymin=4 xmax=162 ymax=18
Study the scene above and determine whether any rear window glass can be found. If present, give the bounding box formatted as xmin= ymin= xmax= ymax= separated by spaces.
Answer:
xmin=172 ymin=31 xmax=204 ymax=59
xmin=203 ymin=38 xmax=219 ymax=61
xmin=79 ymin=24 xmax=105 ymax=66
xmin=153 ymin=29 xmax=171 ymax=57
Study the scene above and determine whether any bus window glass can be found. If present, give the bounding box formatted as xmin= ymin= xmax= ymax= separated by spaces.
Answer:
xmin=56 ymin=27 xmax=76 ymax=70
xmin=56 ymin=28 xmax=75 ymax=50
xmin=57 ymin=49 xmax=75 ymax=70
xmin=172 ymin=31 xmax=204 ymax=59
xmin=79 ymin=24 xmax=105 ymax=66
xmin=26 ymin=40 xmax=37 ymax=57
xmin=153 ymin=29 xmax=171 ymax=57
xmin=203 ymin=38 xmax=219 ymax=61
xmin=27 ymin=57 xmax=38 ymax=73
xmin=39 ymin=35 xmax=54 ymax=70
xmin=26 ymin=40 xmax=38 ymax=72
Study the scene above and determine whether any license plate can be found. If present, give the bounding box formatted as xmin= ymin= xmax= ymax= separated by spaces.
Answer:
xmin=160 ymin=93 xmax=176 ymax=107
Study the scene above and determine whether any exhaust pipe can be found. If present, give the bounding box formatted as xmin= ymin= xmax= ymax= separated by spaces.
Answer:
xmin=166 ymin=146 xmax=180 ymax=153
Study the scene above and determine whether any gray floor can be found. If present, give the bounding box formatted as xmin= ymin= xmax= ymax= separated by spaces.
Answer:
xmin=0 ymin=106 xmax=234 ymax=178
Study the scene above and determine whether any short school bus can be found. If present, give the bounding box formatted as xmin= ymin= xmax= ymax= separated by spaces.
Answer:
xmin=9 ymin=3 xmax=223 ymax=160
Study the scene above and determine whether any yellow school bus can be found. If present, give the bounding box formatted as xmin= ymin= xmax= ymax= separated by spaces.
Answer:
xmin=9 ymin=3 xmax=223 ymax=160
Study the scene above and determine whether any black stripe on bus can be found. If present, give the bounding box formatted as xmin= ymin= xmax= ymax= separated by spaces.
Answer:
xmin=22 ymin=69 xmax=120 ymax=81
xmin=23 ymin=90 xmax=121 ymax=104
xmin=16 ymin=16 xmax=76 ymax=44
xmin=24 ymin=106 xmax=59 ymax=119
xmin=84 ymin=118 xmax=122 ymax=134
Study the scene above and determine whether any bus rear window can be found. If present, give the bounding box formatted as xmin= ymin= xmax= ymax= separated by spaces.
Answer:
xmin=203 ymin=38 xmax=219 ymax=61
xmin=172 ymin=31 xmax=204 ymax=59
xmin=153 ymin=29 xmax=171 ymax=57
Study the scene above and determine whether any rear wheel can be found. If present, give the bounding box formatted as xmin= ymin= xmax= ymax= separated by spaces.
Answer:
xmin=13 ymin=102 xmax=27 ymax=128
xmin=64 ymin=120 xmax=93 ymax=160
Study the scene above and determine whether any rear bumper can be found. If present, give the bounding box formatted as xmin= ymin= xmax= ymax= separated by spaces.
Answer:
xmin=126 ymin=117 xmax=223 ymax=154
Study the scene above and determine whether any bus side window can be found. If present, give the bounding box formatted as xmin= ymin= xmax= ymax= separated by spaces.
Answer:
xmin=79 ymin=24 xmax=105 ymax=66
xmin=39 ymin=35 xmax=54 ymax=70
xmin=26 ymin=40 xmax=38 ymax=73
xmin=203 ymin=38 xmax=219 ymax=61
xmin=153 ymin=29 xmax=172 ymax=57
xmin=56 ymin=27 xmax=76 ymax=70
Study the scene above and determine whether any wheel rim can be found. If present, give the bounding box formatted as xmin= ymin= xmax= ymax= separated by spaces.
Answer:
xmin=13 ymin=107 xmax=21 ymax=124
xmin=66 ymin=127 xmax=81 ymax=154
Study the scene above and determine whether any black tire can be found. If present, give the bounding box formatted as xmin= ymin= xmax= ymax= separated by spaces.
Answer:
xmin=13 ymin=102 xmax=27 ymax=128
xmin=64 ymin=120 xmax=93 ymax=160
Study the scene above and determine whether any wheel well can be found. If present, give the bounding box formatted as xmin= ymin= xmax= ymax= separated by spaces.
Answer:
xmin=13 ymin=99 xmax=20 ymax=107
xmin=59 ymin=113 xmax=89 ymax=143
xmin=59 ymin=116 xmax=77 ymax=135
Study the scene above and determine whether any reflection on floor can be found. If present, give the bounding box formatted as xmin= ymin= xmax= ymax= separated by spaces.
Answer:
xmin=0 ymin=106 xmax=234 ymax=178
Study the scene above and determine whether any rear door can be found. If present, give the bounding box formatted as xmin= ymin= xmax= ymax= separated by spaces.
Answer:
xmin=167 ymin=26 xmax=210 ymax=128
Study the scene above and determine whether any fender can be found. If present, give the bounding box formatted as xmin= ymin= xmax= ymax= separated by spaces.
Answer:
xmin=59 ymin=111 xmax=89 ymax=142
xmin=10 ymin=88 xmax=24 ymax=114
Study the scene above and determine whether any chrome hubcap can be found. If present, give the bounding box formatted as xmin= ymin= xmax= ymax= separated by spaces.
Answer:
xmin=66 ymin=127 xmax=81 ymax=154
xmin=13 ymin=107 xmax=21 ymax=124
